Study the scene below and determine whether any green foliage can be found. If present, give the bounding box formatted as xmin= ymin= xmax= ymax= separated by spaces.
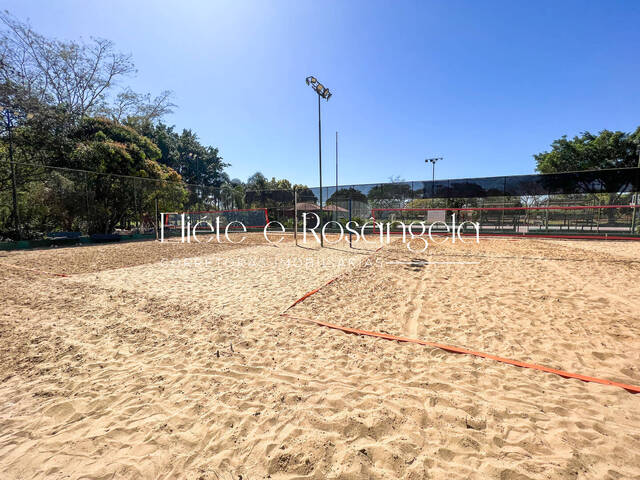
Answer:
xmin=241 ymin=172 xmax=316 ymax=210
xmin=246 ymin=172 xmax=268 ymax=191
xmin=73 ymin=117 xmax=161 ymax=167
xmin=220 ymin=182 xmax=246 ymax=209
xmin=534 ymin=128 xmax=640 ymax=212
xmin=534 ymin=128 xmax=640 ymax=173
xmin=293 ymin=184 xmax=317 ymax=204
xmin=5 ymin=118 xmax=187 ymax=236
xmin=326 ymin=187 xmax=367 ymax=205
xmin=67 ymin=118 xmax=185 ymax=233
xmin=135 ymin=122 xmax=228 ymax=187
xmin=405 ymin=198 xmax=483 ymax=209
xmin=367 ymin=182 xmax=412 ymax=208
xmin=0 ymin=13 xmax=221 ymax=238
xmin=246 ymin=172 xmax=294 ymax=192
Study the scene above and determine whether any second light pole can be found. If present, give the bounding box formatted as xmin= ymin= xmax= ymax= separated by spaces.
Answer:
xmin=425 ymin=157 xmax=443 ymax=197
xmin=306 ymin=76 xmax=332 ymax=246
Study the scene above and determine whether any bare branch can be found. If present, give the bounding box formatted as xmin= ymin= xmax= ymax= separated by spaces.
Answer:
xmin=0 ymin=11 xmax=135 ymax=120
xmin=100 ymin=88 xmax=176 ymax=124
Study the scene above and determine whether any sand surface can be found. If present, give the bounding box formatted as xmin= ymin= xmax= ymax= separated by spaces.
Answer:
xmin=0 ymin=236 xmax=639 ymax=479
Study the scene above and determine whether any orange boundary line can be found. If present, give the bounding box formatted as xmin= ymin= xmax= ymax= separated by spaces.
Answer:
xmin=0 ymin=262 xmax=70 ymax=278
xmin=281 ymin=245 xmax=640 ymax=395
xmin=282 ymin=313 xmax=640 ymax=394
xmin=282 ymin=245 xmax=384 ymax=313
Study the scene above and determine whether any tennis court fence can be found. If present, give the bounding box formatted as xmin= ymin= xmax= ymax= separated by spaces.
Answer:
xmin=1 ymin=161 xmax=639 ymax=242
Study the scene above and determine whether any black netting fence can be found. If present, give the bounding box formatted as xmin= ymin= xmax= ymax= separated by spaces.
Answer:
xmin=1 ymin=161 xmax=639 ymax=242
xmin=372 ymin=205 xmax=637 ymax=237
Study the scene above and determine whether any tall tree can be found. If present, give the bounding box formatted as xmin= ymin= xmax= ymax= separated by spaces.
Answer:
xmin=67 ymin=118 xmax=186 ymax=233
xmin=0 ymin=11 xmax=175 ymax=131
xmin=138 ymin=122 xmax=228 ymax=189
xmin=368 ymin=181 xmax=412 ymax=209
xmin=534 ymin=129 xmax=640 ymax=220
xmin=534 ymin=128 xmax=640 ymax=173
xmin=101 ymin=88 xmax=176 ymax=124
xmin=0 ymin=11 xmax=135 ymax=119
xmin=326 ymin=187 xmax=367 ymax=205
xmin=246 ymin=172 xmax=268 ymax=191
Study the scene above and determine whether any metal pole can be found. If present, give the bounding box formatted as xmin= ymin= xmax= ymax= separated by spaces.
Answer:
xmin=427 ymin=159 xmax=435 ymax=198
xmin=318 ymin=93 xmax=323 ymax=247
xmin=348 ymin=196 xmax=352 ymax=248
xmin=155 ymin=197 xmax=159 ymax=240
xmin=9 ymin=161 xmax=19 ymax=237
xmin=545 ymin=196 xmax=550 ymax=231
xmin=335 ymin=131 xmax=338 ymax=224
xmin=335 ymin=132 xmax=338 ymax=192
xmin=426 ymin=157 xmax=443 ymax=200
xmin=85 ymin=171 xmax=90 ymax=234
xmin=294 ymin=187 xmax=298 ymax=246
xmin=133 ymin=178 xmax=138 ymax=230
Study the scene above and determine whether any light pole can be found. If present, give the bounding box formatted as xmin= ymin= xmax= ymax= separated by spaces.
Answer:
xmin=306 ymin=76 xmax=332 ymax=246
xmin=335 ymin=131 xmax=339 ymax=194
xmin=425 ymin=157 xmax=443 ymax=197
xmin=335 ymin=131 xmax=338 ymax=222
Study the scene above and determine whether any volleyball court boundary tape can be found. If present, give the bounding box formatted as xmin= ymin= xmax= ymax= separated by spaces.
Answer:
xmin=281 ymin=245 xmax=640 ymax=395
xmin=5 ymin=240 xmax=640 ymax=394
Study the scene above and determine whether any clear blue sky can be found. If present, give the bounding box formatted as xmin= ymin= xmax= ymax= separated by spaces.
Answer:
xmin=5 ymin=0 xmax=640 ymax=187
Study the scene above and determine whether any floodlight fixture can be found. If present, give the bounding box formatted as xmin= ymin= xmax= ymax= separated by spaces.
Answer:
xmin=306 ymin=76 xmax=334 ymax=246
xmin=306 ymin=76 xmax=332 ymax=101
xmin=425 ymin=157 xmax=444 ymax=197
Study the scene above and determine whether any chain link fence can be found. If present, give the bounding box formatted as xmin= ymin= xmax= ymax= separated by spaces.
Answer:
xmin=1 ymin=161 xmax=639 ymax=242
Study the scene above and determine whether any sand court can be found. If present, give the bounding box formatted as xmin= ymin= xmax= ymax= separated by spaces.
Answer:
xmin=290 ymin=239 xmax=640 ymax=386
xmin=0 ymin=237 xmax=639 ymax=479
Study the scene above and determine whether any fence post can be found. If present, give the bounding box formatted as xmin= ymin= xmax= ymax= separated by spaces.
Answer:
xmin=84 ymin=171 xmax=90 ymax=234
xmin=10 ymin=162 xmax=21 ymax=239
xmin=133 ymin=177 xmax=138 ymax=230
xmin=631 ymin=192 xmax=638 ymax=234
xmin=545 ymin=196 xmax=550 ymax=231
xmin=294 ymin=187 xmax=298 ymax=246
xmin=349 ymin=196 xmax=352 ymax=248
xmin=155 ymin=197 xmax=159 ymax=241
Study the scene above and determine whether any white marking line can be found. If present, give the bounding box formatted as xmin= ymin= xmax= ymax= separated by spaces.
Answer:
xmin=386 ymin=261 xmax=481 ymax=265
